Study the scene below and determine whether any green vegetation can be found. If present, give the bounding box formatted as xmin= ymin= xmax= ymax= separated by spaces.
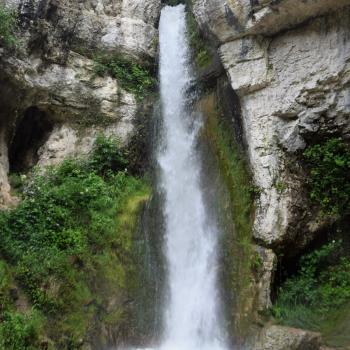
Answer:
xmin=202 ymin=93 xmax=255 ymax=337
xmin=186 ymin=7 xmax=212 ymax=69
xmin=273 ymin=240 xmax=350 ymax=344
xmin=273 ymin=138 xmax=350 ymax=345
xmin=0 ymin=135 xmax=150 ymax=348
xmin=303 ymin=138 xmax=350 ymax=216
xmin=0 ymin=6 xmax=17 ymax=47
xmin=93 ymin=56 xmax=156 ymax=97
xmin=0 ymin=311 xmax=43 ymax=350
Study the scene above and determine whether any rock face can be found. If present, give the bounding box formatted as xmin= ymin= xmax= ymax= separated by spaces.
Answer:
xmin=0 ymin=0 xmax=161 ymax=206
xmin=193 ymin=0 xmax=350 ymax=347
xmin=193 ymin=0 xmax=350 ymax=251
xmin=251 ymin=325 xmax=322 ymax=350
xmin=3 ymin=0 xmax=160 ymax=61
xmin=254 ymin=245 xmax=276 ymax=312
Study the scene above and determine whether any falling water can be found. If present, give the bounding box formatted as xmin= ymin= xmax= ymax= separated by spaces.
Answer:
xmin=155 ymin=5 xmax=228 ymax=350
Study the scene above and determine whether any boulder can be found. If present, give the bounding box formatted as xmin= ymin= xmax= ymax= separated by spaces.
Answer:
xmin=251 ymin=325 xmax=322 ymax=350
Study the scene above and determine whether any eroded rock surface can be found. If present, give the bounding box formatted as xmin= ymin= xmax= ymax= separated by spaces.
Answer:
xmin=0 ymin=0 xmax=161 ymax=206
xmin=194 ymin=0 xmax=350 ymax=251
xmin=193 ymin=1 xmax=350 ymax=347
xmin=251 ymin=325 xmax=322 ymax=350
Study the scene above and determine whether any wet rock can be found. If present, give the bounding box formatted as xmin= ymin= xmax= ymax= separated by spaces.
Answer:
xmin=254 ymin=246 xmax=276 ymax=312
xmin=251 ymin=325 xmax=322 ymax=350
xmin=194 ymin=1 xmax=350 ymax=252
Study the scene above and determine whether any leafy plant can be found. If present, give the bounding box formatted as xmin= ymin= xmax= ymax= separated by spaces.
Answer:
xmin=0 ymin=136 xmax=150 ymax=347
xmin=0 ymin=311 xmax=43 ymax=350
xmin=303 ymin=138 xmax=350 ymax=216
xmin=88 ymin=134 xmax=128 ymax=175
xmin=0 ymin=6 xmax=17 ymax=47
xmin=273 ymin=240 xmax=350 ymax=329
xmin=186 ymin=9 xmax=212 ymax=69
xmin=93 ymin=56 xmax=156 ymax=97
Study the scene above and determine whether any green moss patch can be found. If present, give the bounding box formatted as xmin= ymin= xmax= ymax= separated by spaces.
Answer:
xmin=200 ymin=93 xmax=256 ymax=339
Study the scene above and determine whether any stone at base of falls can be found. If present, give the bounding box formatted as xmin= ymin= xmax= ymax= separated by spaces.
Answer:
xmin=254 ymin=246 xmax=276 ymax=312
xmin=251 ymin=325 xmax=322 ymax=350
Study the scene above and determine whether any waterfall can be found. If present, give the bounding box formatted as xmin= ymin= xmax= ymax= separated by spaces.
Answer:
xmin=155 ymin=5 xmax=228 ymax=350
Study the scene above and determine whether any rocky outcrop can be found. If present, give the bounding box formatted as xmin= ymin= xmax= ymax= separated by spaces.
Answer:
xmin=193 ymin=0 xmax=350 ymax=251
xmin=254 ymin=245 xmax=276 ymax=312
xmin=3 ymin=0 xmax=160 ymax=62
xmin=251 ymin=325 xmax=322 ymax=350
xmin=193 ymin=0 xmax=350 ymax=347
xmin=0 ymin=0 xmax=161 ymax=206
xmin=193 ymin=0 xmax=350 ymax=44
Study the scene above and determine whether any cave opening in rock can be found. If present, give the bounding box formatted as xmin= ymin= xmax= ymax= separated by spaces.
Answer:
xmin=9 ymin=106 xmax=54 ymax=173
xmin=272 ymin=217 xmax=350 ymax=302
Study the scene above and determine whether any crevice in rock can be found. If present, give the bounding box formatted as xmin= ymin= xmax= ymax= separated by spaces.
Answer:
xmin=9 ymin=106 xmax=54 ymax=173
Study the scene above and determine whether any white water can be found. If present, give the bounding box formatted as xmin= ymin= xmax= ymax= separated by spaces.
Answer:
xmin=155 ymin=5 xmax=228 ymax=350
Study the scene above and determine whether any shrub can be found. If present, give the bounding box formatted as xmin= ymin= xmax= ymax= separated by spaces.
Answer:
xmin=303 ymin=138 xmax=350 ymax=216
xmin=93 ymin=56 xmax=156 ymax=97
xmin=0 ymin=136 xmax=150 ymax=346
xmin=88 ymin=134 xmax=128 ymax=175
xmin=0 ymin=311 xmax=43 ymax=350
xmin=0 ymin=6 xmax=17 ymax=47
xmin=186 ymin=8 xmax=212 ymax=69
xmin=273 ymin=241 xmax=350 ymax=328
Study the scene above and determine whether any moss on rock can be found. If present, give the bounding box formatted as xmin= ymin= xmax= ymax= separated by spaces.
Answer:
xmin=198 ymin=89 xmax=258 ymax=345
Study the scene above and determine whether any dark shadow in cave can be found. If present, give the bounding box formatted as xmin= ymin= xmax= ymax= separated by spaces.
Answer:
xmin=272 ymin=215 xmax=350 ymax=302
xmin=9 ymin=106 xmax=54 ymax=173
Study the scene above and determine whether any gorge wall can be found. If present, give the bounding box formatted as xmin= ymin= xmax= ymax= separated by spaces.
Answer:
xmin=191 ymin=0 xmax=350 ymax=348
xmin=0 ymin=0 xmax=160 ymax=206
xmin=0 ymin=0 xmax=350 ymax=349
xmin=194 ymin=0 xmax=350 ymax=253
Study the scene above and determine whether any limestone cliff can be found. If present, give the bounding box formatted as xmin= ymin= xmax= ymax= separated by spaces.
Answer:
xmin=192 ymin=0 xmax=350 ymax=348
xmin=193 ymin=0 xmax=350 ymax=252
xmin=0 ymin=0 xmax=161 ymax=206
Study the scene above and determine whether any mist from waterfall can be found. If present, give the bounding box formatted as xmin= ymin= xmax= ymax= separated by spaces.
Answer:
xmin=155 ymin=5 xmax=228 ymax=350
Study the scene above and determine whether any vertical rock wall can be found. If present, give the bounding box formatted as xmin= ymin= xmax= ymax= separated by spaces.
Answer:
xmin=0 ymin=0 xmax=161 ymax=206
xmin=193 ymin=0 xmax=350 ymax=253
xmin=192 ymin=0 xmax=350 ymax=348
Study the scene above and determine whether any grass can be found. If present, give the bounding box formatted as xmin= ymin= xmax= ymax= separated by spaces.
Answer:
xmin=0 ymin=5 xmax=17 ymax=48
xmin=0 ymin=135 xmax=151 ymax=349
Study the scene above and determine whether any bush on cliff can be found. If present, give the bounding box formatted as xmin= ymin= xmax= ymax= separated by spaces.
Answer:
xmin=273 ymin=240 xmax=350 ymax=332
xmin=0 ymin=135 xmax=150 ymax=348
xmin=93 ymin=56 xmax=156 ymax=97
xmin=0 ymin=6 xmax=17 ymax=47
xmin=304 ymin=138 xmax=350 ymax=216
